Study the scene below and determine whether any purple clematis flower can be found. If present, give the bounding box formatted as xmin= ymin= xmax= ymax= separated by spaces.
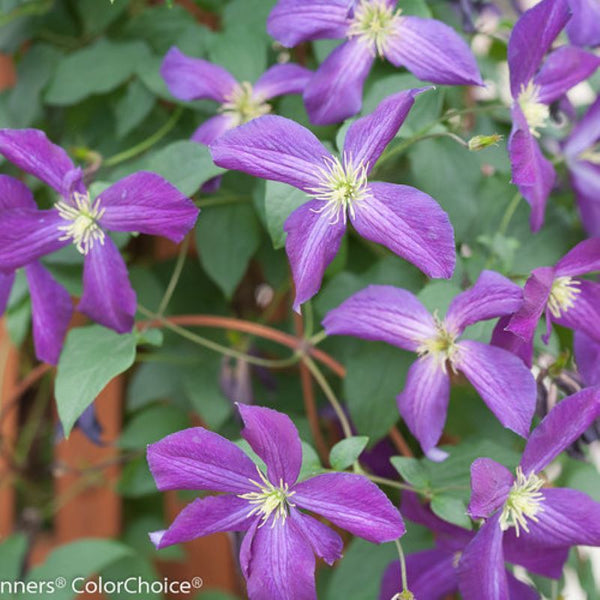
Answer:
xmin=0 ymin=129 xmax=198 ymax=334
xmin=211 ymin=89 xmax=456 ymax=310
xmin=493 ymin=238 xmax=600 ymax=366
xmin=459 ymin=386 xmax=600 ymax=599
xmin=161 ymin=47 xmax=312 ymax=147
xmin=563 ymin=97 xmax=600 ymax=237
xmin=323 ymin=271 xmax=537 ymax=458
xmin=507 ymin=0 xmax=600 ymax=231
xmin=0 ymin=174 xmax=72 ymax=364
xmin=575 ymin=330 xmax=600 ymax=387
xmin=267 ymin=0 xmax=483 ymax=124
xmin=566 ymin=0 xmax=600 ymax=47
xmin=147 ymin=403 xmax=405 ymax=600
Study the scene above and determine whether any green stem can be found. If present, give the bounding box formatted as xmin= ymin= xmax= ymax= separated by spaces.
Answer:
xmin=104 ymin=107 xmax=183 ymax=167
xmin=364 ymin=473 xmax=414 ymax=492
xmin=498 ymin=192 xmax=521 ymax=236
xmin=394 ymin=539 xmax=411 ymax=598
xmin=303 ymin=302 xmax=314 ymax=339
xmin=308 ymin=330 xmax=328 ymax=347
xmin=156 ymin=234 xmax=190 ymax=318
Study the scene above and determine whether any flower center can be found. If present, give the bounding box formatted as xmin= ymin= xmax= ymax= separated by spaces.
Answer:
xmin=220 ymin=82 xmax=271 ymax=127
xmin=547 ymin=276 xmax=580 ymax=319
xmin=238 ymin=466 xmax=296 ymax=527
xmin=517 ymin=81 xmax=549 ymax=137
xmin=499 ymin=467 xmax=544 ymax=537
xmin=308 ymin=154 xmax=370 ymax=225
xmin=55 ymin=191 xmax=105 ymax=255
xmin=347 ymin=0 xmax=401 ymax=56
xmin=416 ymin=315 xmax=458 ymax=373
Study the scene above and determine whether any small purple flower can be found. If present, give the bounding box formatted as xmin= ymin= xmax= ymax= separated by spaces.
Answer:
xmin=211 ymin=89 xmax=456 ymax=310
xmin=507 ymin=0 xmax=600 ymax=232
xmin=459 ymin=386 xmax=600 ymax=599
xmin=267 ymin=0 xmax=483 ymax=124
xmin=0 ymin=175 xmax=72 ymax=364
xmin=147 ymin=404 xmax=405 ymax=600
xmin=0 ymin=129 xmax=198 ymax=334
xmin=493 ymin=238 xmax=600 ymax=366
xmin=563 ymin=97 xmax=600 ymax=237
xmin=161 ymin=47 xmax=312 ymax=147
xmin=566 ymin=0 xmax=600 ymax=47
xmin=323 ymin=271 xmax=537 ymax=458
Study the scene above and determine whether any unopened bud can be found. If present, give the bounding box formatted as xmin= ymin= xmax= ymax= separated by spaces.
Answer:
xmin=468 ymin=133 xmax=503 ymax=151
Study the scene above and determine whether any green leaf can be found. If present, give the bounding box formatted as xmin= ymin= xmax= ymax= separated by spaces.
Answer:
xmin=76 ymin=0 xmax=129 ymax=36
xmin=45 ymin=39 xmax=151 ymax=105
xmin=329 ymin=436 xmax=369 ymax=470
xmin=114 ymin=79 xmax=155 ymax=138
xmin=0 ymin=534 xmax=27 ymax=592
xmin=119 ymin=404 xmax=190 ymax=449
xmin=263 ymin=180 xmax=306 ymax=249
xmin=430 ymin=495 xmax=472 ymax=529
xmin=195 ymin=203 xmax=261 ymax=298
xmin=390 ymin=456 xmax=430 ymax=489
xmin=56 ymin=325 xmax=137 ymax=437
xmin=299 ymin=441 xmax=326 ymax=481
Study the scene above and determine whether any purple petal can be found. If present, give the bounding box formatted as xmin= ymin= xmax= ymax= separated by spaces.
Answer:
xmin=0 ymin=209 xmax=66 ymax=271
xmin=192 ymin=115 xmax=235 ymax=146
xmin=78 ymin=237 xmax=137 ymax=334
xmin=289 ymin=510 xmax=343 ymax=566
xmin=0 ymin=271 xmax=15 ymax=316
xmin=397 ymin=356 xmax=451 ymax=455
xmin=151 ymin=495 xmax=254 ymax=549
xmin=534 ymin=46 xmax=600 ymax=104
xmin=506 ymin=573 xmax=539 ymax=600
xmin=554 ymin=238 xmax=600 ymax=276
xmin=504 ymin=534 xmax=569 ymax=578
xmin=0 ymin=174 xmax=35 ymax=210
xmin=455 ymin=340 xmax=536 ymax=439
xmin=570 ymin=164 xmax=600 ymax=237
xmin=467 ymin=458 xmax=514 ymax=519
xmin=238 ymin=404 xmax=302 ymax=486
xmin=267 ymin=0 xmax=350 ymax=47
xmin=303 ymin=39 xmax=374 ymax=125
xmin=445 ymin=270 xmax=523 ymax=335
xmin=253 ymin=63 xmax=313 ymax=100
xmin=284 ymin=199 xmax=346 ymax=311
xmin=322 ymin=284 xmax=437 ymax=352
xmin=0 ymin=128 xmax=82 ymax=197
xmin=551 ymin=280 xmax=600 ymax=342
xmin=386 ymin=17 xmax=483 ymax=86
xmin=566 ymin=0 xmax=600 ymax=46
xmin=351 ymin=182 xmax=455 ymax=279
xmin=210 ymin=115 xmax=329 ymax=192
xmin=520 ymin=386 xmax=600 ymax=474
xmin=574 ymin=331 xmax=600 ymax=386
xmin=244 ymin=517 xmax=317 ymax=600
xmin=343 ymin=89 xmax=425 ymax=173
xmin=293 ymin=472 xmax=405 ymax=542
xmin=24 ymin=262 xmax=72 ymax=365
xmin=98 ymin=172 xmax=198 ymax=243
xmin=160 ymin=46 xmax=237 ymax=103
xmin=507 ymin=0 xmax=570 ymax=94
xmin=147 ymin=427 xmax=258 ymax=494
xmin=458 ymin=513 xmax=509 ymax=600
xmin=491 ymin=316 xmax=534 ymax=368
xmin=564 ymin=97 xmax=600 ymax=158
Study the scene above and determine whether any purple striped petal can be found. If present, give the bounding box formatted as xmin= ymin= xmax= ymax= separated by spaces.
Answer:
xmin=506 ymin=573 xmax=539 ymax=600
xmin=554 ymin=238 xmax=600 ymax=276
xmin=147 ymin=427 xmax=258 ymax=494
xmin=0 ymin=174 xmax=35 ymax=210
xmin=98 ymin=172 xmax=198 ymax=243
xmin=385 ymin=17 xmax=483 ymax=86
xmin=160 ymin=46 xmax=237 ymax=103
xmin=534 ymin=46 xmax=600 ymax=104
xmin=574 ymin=331 xmax=600 ymax=386
xmin=322 ymin=285 xmax=437 ymax=352
xmin=343 ymin=89 xmax=425 ymax=173
xmin=467 ymin=458 xmax=513 ymax=519
xmin=25 ymin=262 xmax=72 ymax=365
xmin=0 ymin=209 xmax=66 ymax=271
xmin=520 ymin=387 xmax=600 ymax=474
xmin=507 ymin=0 xmax=570 ymax=94
xmin=570 ymin=163 xmax=600 ymax=237
xmin=458 ymin=513 xmax=508 ymax=600
xmin=267 ymin=0 xmax=350 ymax=47
xmin=289 ymin=510 xmax=343 ymax=566
xmin=445 ymin=270 xmax=523 ymax=335
xmin=238 ymin=404 xmax=302 ymax=487
xmin=455 ymin=340 xmax=536 ymax=438
xmin=293 ymin=472 xmax=405 ymax=542
xmin=552 ymin=280 xmax=600 ymax=343
xmin=151 ymin=495 xmax=254 ymax=549
xmin=78 ymin=237 xmax=136 ymax=334
xmin=303 ymin=39 xmax=374 ymax=125
xmin=491 ymin=316 xmax=534 ymax=368
xmin=253 ymin=63 xmax=313 ymax=100
xmin=284 ymin=199 xmax=346 ymax=311
xmin=397 ymin=356 xmax=451 ymax=456
xmin=566 ymin=0 xmax=600 ymax=47
xmin=0 ymin=272 xmax=14 ymax=316
xmin=564 ymin=97 xmax=600 ymax=158
xmin=503 ymin=534 xmax=569 ymax=578
xmin=350 ymin=182 xmax=455 ymax=279
xmin=210 ymin=115 xmax=329 ymax=192
xmin=192 ymin=115 xmax=235 ymax=146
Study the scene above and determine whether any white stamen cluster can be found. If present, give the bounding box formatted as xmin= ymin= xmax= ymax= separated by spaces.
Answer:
xmin=308 ymin=154 xmax=370 ymax=225
xmin=347 ymin=0 xmax=402 ymax=56
xmin=579 ymin=144 xmax=600 ymax=165
xmin=547 ymin=276 xmax=580 ymax=318
xmin=499 ymin=467 xmax=545 ymax=537
xmin=55 ymin=191 xmax=105 ymax=255
xmin=238 ymin=466 xmax=296 ymax=527
xmin=220 ymin=82 xmax=271 ymax=127
xmin=416 ymin=315 xmax=459 ymax=373
xmin=517 ymin=81 xmax=550 ymax=137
